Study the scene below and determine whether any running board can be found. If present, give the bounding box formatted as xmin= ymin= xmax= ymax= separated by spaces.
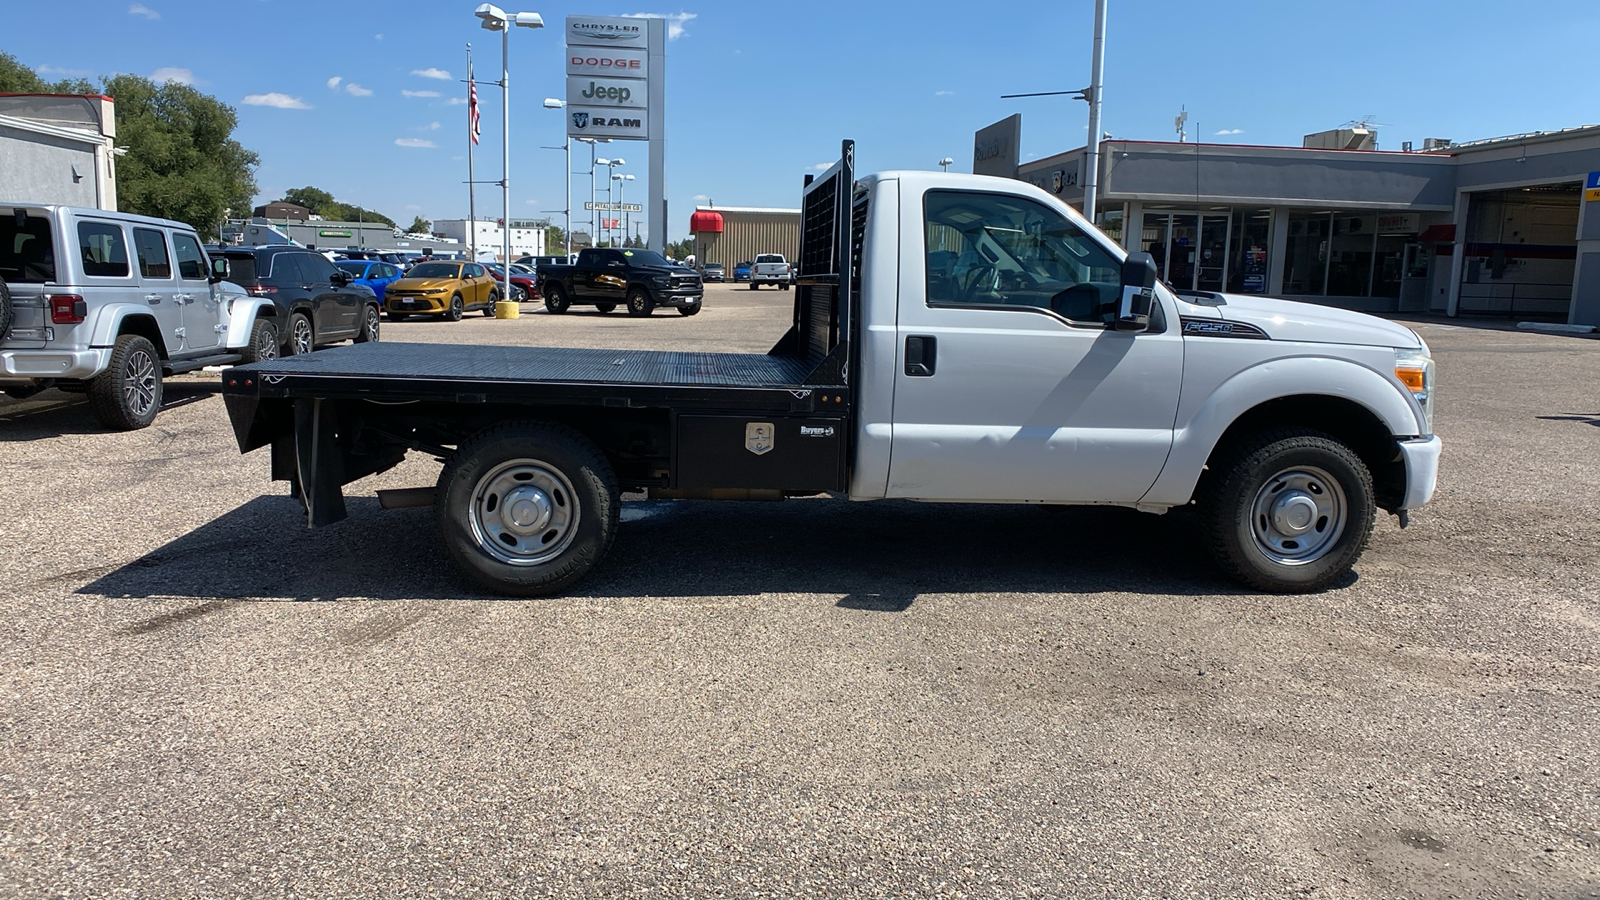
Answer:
xmin=167 ymin=353 xmax=243 ymax=375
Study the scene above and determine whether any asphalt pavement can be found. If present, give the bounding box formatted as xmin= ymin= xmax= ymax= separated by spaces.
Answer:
xmin=1 ymin=284 xmax=1596 ymax=898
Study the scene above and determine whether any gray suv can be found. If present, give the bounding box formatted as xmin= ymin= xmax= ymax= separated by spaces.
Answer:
xmin=0 ymin=203 xmax=279 ymax=430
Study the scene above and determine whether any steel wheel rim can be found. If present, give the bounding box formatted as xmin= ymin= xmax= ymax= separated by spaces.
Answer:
xmin=468 ymin=458 xmax=581 ymax=567
xmin=1247 ymin=464 xmax=1347 ymax=565
xmin=365 ymin=307 xmax=380 ymax=339
xmin=123 ymin=348 xmax=157 ymax=416
xmin=256 ymin=327 xmax=278 ymax=360
xmin=292 ymin=318 xmax=312 ymax=354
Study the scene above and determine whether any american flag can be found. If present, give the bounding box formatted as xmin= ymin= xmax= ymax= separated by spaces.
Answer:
xmin=468 ymin=65 xmax=481 ymax=146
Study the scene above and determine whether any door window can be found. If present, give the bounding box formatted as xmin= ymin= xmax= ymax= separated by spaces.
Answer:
xmin=298 ymin=253 xmax=338 ymax=283
xmin=133 ymin=228 xmax=172 ymax=280
xmin=923 ymin=190 xmax=1121 ymax=325
xmin=77 ymin=221 xmax=129 ymax=278
xmin=464 ymin=264 xmax=483 ymax=278
xmin=171 ymin=233 xmax=209 ymax=282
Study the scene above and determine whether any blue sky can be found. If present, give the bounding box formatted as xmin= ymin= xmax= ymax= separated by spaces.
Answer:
xmin=9 ymin=0 xmax=1600 ymax=242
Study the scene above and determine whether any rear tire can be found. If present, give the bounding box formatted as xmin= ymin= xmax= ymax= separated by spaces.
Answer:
xmin=284 ymin=313 xmax=314 ymax=356
xmin=749 ymin=282 xmax=759 ymax=290
xmin=544 ymin=285 xmax=571 ymax=314
xmin=240 ymin=317 xmax=280 ymax=364
xmin=1199 ymin=428 xmax=1375 ymax=593
xmin=435 ymin=421 xmax=620 ymax=597
xmin=87 ymin=334 xmax=162 ymax=430
xmin=354 ymin=304 xmax=381 ymax=342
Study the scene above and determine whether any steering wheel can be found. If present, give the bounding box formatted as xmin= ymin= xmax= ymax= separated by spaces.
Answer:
xmin=959 ymin=264 xmax=999 ymax=303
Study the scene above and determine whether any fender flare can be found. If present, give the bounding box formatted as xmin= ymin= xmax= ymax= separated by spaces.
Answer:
xmin=222 ymin=295 xmax=278 ymax=349
xmin=1141 ymin=354 xmax=1424 ymax=507
xmin=86 ymin=304 xmax=169 ymax=357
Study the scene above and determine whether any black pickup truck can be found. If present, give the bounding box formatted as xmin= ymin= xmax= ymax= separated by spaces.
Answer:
xmin=538 ymin=247 xmax=703 ymax=317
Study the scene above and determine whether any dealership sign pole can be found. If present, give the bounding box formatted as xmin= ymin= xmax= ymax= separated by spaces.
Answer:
xmin=565 ymin=15 xmax=664 ymax=252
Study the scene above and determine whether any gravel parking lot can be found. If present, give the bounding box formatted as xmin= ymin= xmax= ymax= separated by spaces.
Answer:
xmin=1 ymin=284 xmax=1596 ymax=898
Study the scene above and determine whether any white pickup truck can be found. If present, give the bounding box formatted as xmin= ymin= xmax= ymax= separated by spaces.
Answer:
xmin=222 ymin=141 xmax=1439 ymax=595
xmin=749 ymin=253 xmax=791 ymax=290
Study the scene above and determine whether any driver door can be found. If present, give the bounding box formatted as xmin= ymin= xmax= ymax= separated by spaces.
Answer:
xmin=887 ymin=188 xmax=1184 ymax=504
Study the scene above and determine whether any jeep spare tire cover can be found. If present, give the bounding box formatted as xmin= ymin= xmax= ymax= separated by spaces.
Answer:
xmin=0 ymin=276 xmax=13 ymax=339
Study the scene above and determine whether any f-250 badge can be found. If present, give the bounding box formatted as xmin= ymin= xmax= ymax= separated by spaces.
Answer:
xmin=745 ymin=422 xmax=774 ymax=455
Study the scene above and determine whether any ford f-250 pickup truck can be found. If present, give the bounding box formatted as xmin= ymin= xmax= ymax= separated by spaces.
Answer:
xmin=220 ymin=141 xmax=1439 ymax=596
xmin=537 ymin=247 xmax=703 ymax=317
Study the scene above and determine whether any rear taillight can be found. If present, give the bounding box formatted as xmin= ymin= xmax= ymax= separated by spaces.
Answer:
xmin=48 ymin=294 xmax=87 ymax=324
xmin=249 ymin=285 xmax=277 ymax=297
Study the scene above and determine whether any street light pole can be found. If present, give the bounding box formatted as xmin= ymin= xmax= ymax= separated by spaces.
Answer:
xmin=1084 ymin=0 xmax=1108 ymax=222
xmin=542 ymin=98 xmax=570 ymax=258
xmin=474 ymin=4 xmax=543 ymax=296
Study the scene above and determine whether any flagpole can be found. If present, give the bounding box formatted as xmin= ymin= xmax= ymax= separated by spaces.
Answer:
xmin=466 ymin=43 xmax=476 ymax=264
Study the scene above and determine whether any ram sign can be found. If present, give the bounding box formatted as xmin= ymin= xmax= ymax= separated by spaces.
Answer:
xmin=566 ymin=106 xmax=648 ymax=140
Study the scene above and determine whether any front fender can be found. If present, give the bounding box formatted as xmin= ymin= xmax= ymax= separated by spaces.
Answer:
xmin=1141 ymin=354 xmax=1424 ymax=507
xmin=223 ymin=296 xmax=277 ymax=349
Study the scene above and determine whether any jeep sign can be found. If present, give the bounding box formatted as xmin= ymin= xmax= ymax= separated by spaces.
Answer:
xmin=566 ymin=76 xmax=646 ymax=109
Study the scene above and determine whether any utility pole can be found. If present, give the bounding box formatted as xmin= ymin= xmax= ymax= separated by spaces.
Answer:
xmin=1083 ymin=0 xmax=1108 ymax=222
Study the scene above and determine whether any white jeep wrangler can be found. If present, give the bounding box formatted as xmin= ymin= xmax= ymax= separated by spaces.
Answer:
xmin=0 ymin=203 xmax=279 ymax=429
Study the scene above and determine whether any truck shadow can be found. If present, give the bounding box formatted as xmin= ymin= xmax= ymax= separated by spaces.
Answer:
xmin=78 ymin=495 xmax=1248 ymax=605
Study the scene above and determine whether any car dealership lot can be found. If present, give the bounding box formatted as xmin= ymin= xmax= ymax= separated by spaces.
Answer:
xmin=1 ymin=285 xmax=1596 ymax=897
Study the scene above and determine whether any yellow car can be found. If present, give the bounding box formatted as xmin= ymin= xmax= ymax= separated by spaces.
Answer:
xmin=384 ymin=261 xmax=501 ymax=321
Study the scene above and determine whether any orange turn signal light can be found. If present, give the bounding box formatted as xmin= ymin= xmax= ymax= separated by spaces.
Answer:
xmin=1395 ymin=367 xmax=1426 ymax=392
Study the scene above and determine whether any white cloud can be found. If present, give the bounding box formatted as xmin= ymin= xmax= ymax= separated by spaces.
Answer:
xmin=345 ymin=83 xmax=373 ymax=97
xmin=35 ymin=64 xmax=93 ymax=77
xmin=421 ymin=121 xmax=441 ymax=131
xmin=445 ymin=96 xmax=467 ymax=106
xmin=1215 ymin=128 xmax=1244 ymax=135
xmin=412 ymin=68 xmax=452 ymax=80
xmin=128 ymin=3 xmax=159 ymax=19
xmin=402 ymin=90 xmax=441 ymax=99
xmin=374 ymin=33 xmax=384 ymax=41
xmin=326 ymin=76 xmax=342 ymax=90
xmin=242 ymin=93 xmax=311 ymax=110
xmin=394 ymin=138 xmax=437 ymax=148
xmin=404 ymin=204 xmax=422 ymax=211
xmin=621 ymin=12 xmax=697 ymax=40
xmin=525 ymin=199 xmax=542 ymax=205
xmin=810 ymin=162 xmax=831 ymax=170
xmin=692 ymin=194 xmax=709 ymax=202
xmin=934 ymin=90 xmax=954 ymax=97
xmin=150 ymin=67 xmax=194 ymax=85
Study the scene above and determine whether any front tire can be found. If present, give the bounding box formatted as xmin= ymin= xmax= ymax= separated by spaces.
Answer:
xmin=87 ymin=334 xmax=162 ymax=430
xmin=544 ymin=285 xmax=571 ymax=314
xmin=594 ymin=303 xmax=616 ymax=314
xmin=626 ymin=287 xmax=654 ymax=317
xmin=354 ymin=304 xmax=381 ymax=342
xmin=677 ymin=300 xmax=702 ymax=317
xmin=388 ymin=312 xmax=410 ymax=323
xmin=435 ymin=422 xmax=620 ymax=597
xmin=240 ymin=317 xmax=280 ymax=363
xmin=1200 ymin=428 xmax=1375 ymax=593
xmin=445 ymin=294 xmax=464 ymax=321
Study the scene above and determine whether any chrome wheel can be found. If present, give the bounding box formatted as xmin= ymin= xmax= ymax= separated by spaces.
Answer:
xmin=255 ymin=326 xmax=279 ymax=360
xmin=123 ymin=347 xmax=158 ymax=417
xmin=468 ymin=458 xmax=581 ymax=567
xmin=1247 ymin=465 xmax=1347 ymax=565
xmin=290 ymin=315 xmax=313 ymax=354
xmin=364 ymin=306 xmax=381 ymax=340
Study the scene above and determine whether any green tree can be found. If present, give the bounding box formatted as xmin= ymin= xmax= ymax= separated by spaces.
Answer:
xmin=666 ymin=238 xmax=694 ymax=260
xmin=105 ymin=74 xmax=258 ymax=238
xmin=0 ymin=51 xmax=96 ymax=94
xmin=544 ymin=224 xmax=566 ymax=250
xmin=280 ymin=186 xmax=396 ymax=228
xmin=407 ymin=216 xmax=431 ymax=235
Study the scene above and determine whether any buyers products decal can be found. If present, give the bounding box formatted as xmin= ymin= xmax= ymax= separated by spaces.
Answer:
xmin=745 ymin=422 xmax=774 ymax=455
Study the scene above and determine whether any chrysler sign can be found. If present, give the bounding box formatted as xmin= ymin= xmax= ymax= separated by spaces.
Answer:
xmin=567 ymin=17 xmax=647 ymax=49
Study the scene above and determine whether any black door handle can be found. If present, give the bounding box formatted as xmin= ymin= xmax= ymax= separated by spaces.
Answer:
xmin=905 ymin=335 xmax=936 ymax=377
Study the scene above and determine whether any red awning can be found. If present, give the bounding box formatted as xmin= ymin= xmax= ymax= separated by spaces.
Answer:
xmin=1418 ymin=224 xmax=1456 ymax=243
xmin=689 ymin=210 xmax=724 ymax=233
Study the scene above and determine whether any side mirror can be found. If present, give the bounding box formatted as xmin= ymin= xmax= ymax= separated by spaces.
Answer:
xmin=1115 ymin=251 xmax=1158 ymax=332
xmin=331 ymin=270 xmax=353 ymax=286
xmin=210 ymin=257 xmax=230 ymax=283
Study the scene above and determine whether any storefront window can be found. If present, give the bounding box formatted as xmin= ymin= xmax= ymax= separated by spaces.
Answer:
xmin=1282 ymin=211 xmax=1331 ymax=295
xmin=1196 ymin=213 xmax=1229 ymax=291
xmin=1372 ymin=235 xmax=1406 ymax=299
xmin=1096 ymin=206 xmax=1125 ymax=248
xmin=1328 ymin=215 xmax=1375 ymax=296
xmin=1228 ymin=209 xmax=1271 ymax=293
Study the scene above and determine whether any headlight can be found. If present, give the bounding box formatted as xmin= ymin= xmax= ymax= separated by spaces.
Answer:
xmin=1394 ymin=344 xmax=1435 ymax=435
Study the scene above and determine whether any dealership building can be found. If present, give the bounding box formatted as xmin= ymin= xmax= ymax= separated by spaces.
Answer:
xmin=974 ymin=115 xmax=1600 ymax=326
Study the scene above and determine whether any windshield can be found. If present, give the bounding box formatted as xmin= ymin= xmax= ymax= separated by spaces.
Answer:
xmin=336 ymin=261 xmax=369 ymax=276
xmin=407 ymin=262 xmax=460 ymax=278
xmin=621 ymin=250 xmax=671 ymax=267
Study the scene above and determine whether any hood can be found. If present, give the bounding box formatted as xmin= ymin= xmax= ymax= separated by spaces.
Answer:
xmin=1207 ymin=293 xmax=1421 ymax=349
xmin=389 ymin=277 xmax=458 ymax=292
